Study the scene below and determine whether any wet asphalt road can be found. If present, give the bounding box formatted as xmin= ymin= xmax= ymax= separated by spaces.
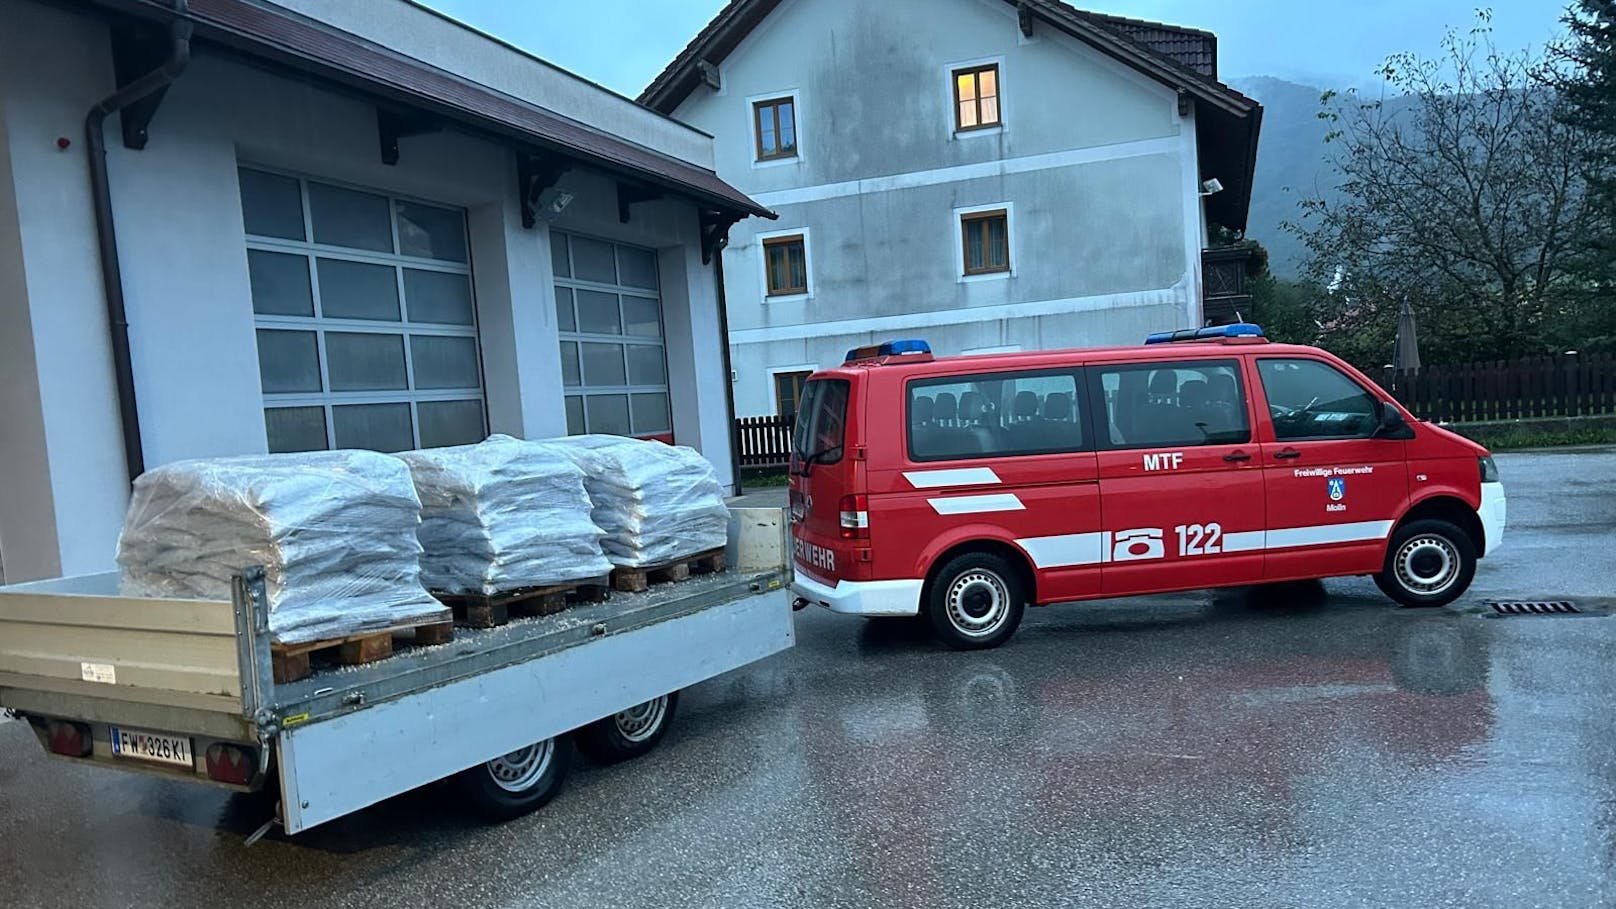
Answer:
xmin=3 ymin=448 xmax=1615 ymax=909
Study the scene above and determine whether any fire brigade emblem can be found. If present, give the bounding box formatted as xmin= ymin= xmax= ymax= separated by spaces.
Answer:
xmin=1327 ymin=477 xmax=1346 ymax=501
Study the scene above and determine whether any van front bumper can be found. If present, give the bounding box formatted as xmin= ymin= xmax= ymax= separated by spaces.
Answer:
xmin=1480 ymin=481 xmax=1506 ymax=556
xmin=791 ymin=572 xmax=923 ymax=617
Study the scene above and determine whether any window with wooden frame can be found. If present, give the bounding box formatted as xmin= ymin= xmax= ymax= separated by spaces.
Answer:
xmin=773 ymin=370 xmax=812 ymax=418
xmin=753 ymin=97 xmax=798 ymax=161
xmin=763 ymin=234 xmax=808 ymax=296
xmin=953 ymin=64 xmax=1001 ymax=131
xmin=960 ymin=210 xmax=1010 ymax=275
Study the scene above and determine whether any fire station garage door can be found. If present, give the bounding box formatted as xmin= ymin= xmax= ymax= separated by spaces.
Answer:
xmin=551 ymin=231 xmax=672 ymax=439
xmin=243 ymin=168 xmax=487 ymax=453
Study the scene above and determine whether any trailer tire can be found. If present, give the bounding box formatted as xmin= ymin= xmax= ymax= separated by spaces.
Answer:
xmin=576 ymin=692 xmax=678 ymax=763
xmin=455 ymin=735 xmax=572 ymax=821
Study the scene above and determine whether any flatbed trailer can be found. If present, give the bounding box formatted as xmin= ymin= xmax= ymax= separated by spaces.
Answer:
xmin=0 ymin=510 xmax=793 ymax=835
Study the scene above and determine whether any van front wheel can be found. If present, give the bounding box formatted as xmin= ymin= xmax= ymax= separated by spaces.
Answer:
xmin=1374 ymin=519 xmax=1476 ymax=608
xmin=925 ymin=551 xmax=1026 ymax=650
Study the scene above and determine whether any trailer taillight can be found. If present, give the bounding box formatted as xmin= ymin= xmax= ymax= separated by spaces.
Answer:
xmin=839 ymin=494 xmax=869 ymax=540
xmin=46 ymin=720 xmax=92 ymax=758
xmin=205 ymin=743 xmax=255 ymax=785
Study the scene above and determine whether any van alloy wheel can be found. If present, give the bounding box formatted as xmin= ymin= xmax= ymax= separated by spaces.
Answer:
xmin=1394 ymin=534 xmax=1460 ymax=596
xmin=946 ymin=569 xmax=1011 ymax=637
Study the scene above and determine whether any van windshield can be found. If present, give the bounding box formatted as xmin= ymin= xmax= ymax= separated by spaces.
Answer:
xmin=791 ymin=378 xmax=849 ymax=466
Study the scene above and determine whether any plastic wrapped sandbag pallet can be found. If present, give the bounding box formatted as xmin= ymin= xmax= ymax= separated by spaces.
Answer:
xmin=540 ymin=435 xmax=731 ymax=568
xmin=116 ymin=450 xmax=449 ymax=646
xmin=396 ymin=436 xmax=612 ymax=595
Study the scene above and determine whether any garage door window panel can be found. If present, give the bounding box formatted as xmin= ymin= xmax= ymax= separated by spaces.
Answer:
xmin=552 ymin=231 xmax=673 ymax=438
xmin=243 ymin=167 xmax=485 ymax=453
xmin=247 ymin=250 xmax=314 ymax=316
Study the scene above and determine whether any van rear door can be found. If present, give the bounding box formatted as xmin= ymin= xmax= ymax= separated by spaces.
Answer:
xmin=789 ymin=377 xmax=859 ymax=583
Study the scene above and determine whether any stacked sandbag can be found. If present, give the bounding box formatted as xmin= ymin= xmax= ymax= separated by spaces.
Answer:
xmin=116 ymin=450 xmax=448 ymax=645
xmin=541 ymin=435 xmax=730 ymax=568
xmin=396 ymin=435 xmax=612 ymax=595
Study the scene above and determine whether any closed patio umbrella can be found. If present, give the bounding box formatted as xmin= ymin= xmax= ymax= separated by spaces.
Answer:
xmin=1393 ymin=298 xmax=1421 ymax=372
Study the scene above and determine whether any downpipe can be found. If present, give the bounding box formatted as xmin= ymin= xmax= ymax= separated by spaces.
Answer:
xmin=84 ymin=1 xmax=193 ymax=483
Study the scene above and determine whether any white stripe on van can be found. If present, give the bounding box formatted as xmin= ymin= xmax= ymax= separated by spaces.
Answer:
xmin=1017 ymin=532 xmax=1108 ymax=568
xmin=1265 ymin=521 xmax=1393 ymax=549
xmin=928 ymin=494 xmax=1026 ymax=516
xmin=1014 ymin=522 xmax=1392 ymax=567
xmin=903 ymin=467 xmax=1001 ymax=489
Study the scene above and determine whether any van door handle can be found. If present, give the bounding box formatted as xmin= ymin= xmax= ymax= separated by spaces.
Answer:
xmin=1274 ymin=448 xmax=1302 ymax=460
xmin=1223 ymin=451 xmax=1252 ymax=463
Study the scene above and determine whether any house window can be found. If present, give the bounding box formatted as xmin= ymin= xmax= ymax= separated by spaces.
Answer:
xmin=240 ymin=168 xmax=486 ymax=454
xmin=953 ymin=64 xmax=1000 ymax=131
xmin=753 ymin=97 xmax=797 ymax=161
xmin=773 ymin=370 xmax=812 ymax=418
xmin=763 ymin=234 xmax=808 ymax=296
xmin=961 ymin=209 xmax=1010 ymax=275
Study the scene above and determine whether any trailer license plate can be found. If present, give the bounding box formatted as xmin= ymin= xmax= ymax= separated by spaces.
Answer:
xmin=110 ymin=726 xmax=194 ymax=769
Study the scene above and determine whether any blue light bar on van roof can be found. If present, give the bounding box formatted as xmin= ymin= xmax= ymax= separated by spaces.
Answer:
xmin=1144 ymin=323 xmax=1266 ymax=344
xmin=844 ymin=339 xmax=932 ymax=362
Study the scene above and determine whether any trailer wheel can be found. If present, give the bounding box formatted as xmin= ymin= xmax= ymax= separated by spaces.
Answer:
xmin=577 ymin=692 xmax=679 ymax=763
xmin=454 ymin=735 xmax=571 ymax=821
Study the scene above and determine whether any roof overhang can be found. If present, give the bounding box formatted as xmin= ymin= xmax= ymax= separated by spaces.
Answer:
xmin=81 ymin=0 xmax=776 ymax=221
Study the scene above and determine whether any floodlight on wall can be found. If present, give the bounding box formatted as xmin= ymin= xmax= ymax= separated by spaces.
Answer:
xmin=1199 ymin=178 xmax=1224 ymax=196
xmin=536 ymin=187 xmax=574 ymax=216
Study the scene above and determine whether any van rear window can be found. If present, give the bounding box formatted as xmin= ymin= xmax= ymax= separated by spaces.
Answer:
xmin=792 ymin=379 xmax=850 ymax=466
xmin=907 ymin=369 xmax=1087 ymax=461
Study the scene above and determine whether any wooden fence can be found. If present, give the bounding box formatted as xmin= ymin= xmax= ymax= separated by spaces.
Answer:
xmin=1380 ymin=352 xmax=1616 ymax=423
xmin=736 ymin=414 xmax=795 ymax=467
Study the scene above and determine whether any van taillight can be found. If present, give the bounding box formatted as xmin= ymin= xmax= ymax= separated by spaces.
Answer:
xmin=839 ymin=494 xmax=869 ymax=540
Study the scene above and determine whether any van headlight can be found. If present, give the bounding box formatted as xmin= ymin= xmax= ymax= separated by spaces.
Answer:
xmin=1479 ymin=456 xmax=1500 ymax=483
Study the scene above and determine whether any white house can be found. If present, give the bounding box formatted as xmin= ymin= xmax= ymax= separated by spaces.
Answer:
xmin=0 ymin=0 xmax=773 ymax=584
xmin=642 ymin=0 xmax=1262 ymax=417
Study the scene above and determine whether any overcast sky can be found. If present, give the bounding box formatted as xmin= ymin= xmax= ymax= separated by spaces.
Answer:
xmin=418 ymin=0 xmax=1573 ymax=98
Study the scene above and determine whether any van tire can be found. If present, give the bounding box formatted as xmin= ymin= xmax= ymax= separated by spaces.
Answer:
xmin=576 ymin=692 xmax=678 ymax=763
xmin=1373 ymin=519 xmax=1476 ymax=608
xmin=454 ymin=736 xmax=571 ymax=822
xmin=925 ymin=551 xmax=1026 ymax=650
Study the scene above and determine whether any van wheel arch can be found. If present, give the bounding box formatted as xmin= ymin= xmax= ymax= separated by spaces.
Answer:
xmin=922 ymin=540 xmax=1039 ymax=607
xmin=1397 ymin=495 xmax=1485 ymax=556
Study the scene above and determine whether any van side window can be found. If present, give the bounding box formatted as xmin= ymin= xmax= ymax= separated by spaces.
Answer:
xmin=1257 ymin=358 xmax=1379 ymax=440
xmin=1092 ymin=359 xmax=1249 ymax=448
xmin=907 ymin=370 xmax=1086 ymax=461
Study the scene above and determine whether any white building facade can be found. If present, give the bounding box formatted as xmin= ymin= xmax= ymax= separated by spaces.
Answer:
xmin=0 ymin=0 xmax=772 ymax=583
xmin=643 ymin=0 xmax=1261 ymax=417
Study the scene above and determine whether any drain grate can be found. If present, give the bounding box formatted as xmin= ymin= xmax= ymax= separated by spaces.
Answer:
xmin=1487 ymin=600 xmax=1580 ymax=616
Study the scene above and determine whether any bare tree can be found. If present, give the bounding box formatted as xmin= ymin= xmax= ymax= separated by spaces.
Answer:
xmin=1289 ymin=15 xmax=1605 ymax=365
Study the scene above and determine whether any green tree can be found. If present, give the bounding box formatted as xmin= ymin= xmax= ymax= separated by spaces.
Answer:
xmin=1555 ymin=0 xmax=1616 ymax=351
xmin=1289 ymin=15 xmax=1607 ymax=364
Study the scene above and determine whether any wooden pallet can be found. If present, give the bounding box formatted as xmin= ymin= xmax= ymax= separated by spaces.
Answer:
xmin=270 ymin=620 xmax=454 ymax=684
xmin=610 ymin=548 xmax=727 ymax=594
xmin=433 ymin=577 xmax=611 ymax=629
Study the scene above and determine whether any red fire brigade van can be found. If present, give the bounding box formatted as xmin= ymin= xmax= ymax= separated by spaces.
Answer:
xmin=787 ymin=325 xmax=1507 ymax=650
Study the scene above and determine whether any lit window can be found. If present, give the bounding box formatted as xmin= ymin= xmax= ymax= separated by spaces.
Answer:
xmin=753 ymin=97 xmax=798 ymax=161
xmin=953 ymin=64 xmax=1000 ymax=131
xmin=763 ymin=234 xmax=808 ymax=296
xmin=960 ymin=210 xmax=1009 ymax=275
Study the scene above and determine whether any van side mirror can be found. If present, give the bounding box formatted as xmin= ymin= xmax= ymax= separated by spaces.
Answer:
xmin=1374 ymin=400 xmax=1414 ymax=439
